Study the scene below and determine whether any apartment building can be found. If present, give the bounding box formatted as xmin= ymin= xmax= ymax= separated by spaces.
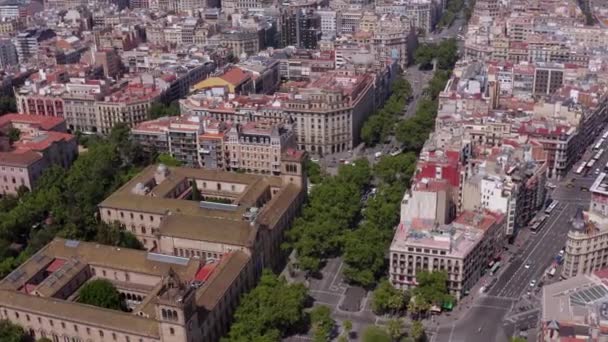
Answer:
xmin=96 ymin=84 xmax=161 ymax=134
xmin=0 ymin=114 xmax=77 ymax=196
xmin=390 ymin=207 xmax=504 ymax=300
xmin=131 ymin=115 xmax=298 ymax=175
xmin=98 ymin=163 xmax=306 ymax=268
xmin=13 ymin=29 xmax=56 ymax=63
xmin=0 ymin=238 xmax=252 ymax=342
xmin=283 ymin=71 xmax=375 ymax=155
xmin=208 ymin=31 xmax=259 ymax=59
xmin=562 ymin=173 xmax=608 ymax=279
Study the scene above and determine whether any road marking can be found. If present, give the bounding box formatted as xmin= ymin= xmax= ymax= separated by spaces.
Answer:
xmin=497 ymin=204 xmax=571 ymax=297
xmin=471 ymin=304 xmax=511 ymax=310
xmin=331 ymin=260 xmax=343 ymax=290
xmin=448 ymin=322 xmax=455 ymax=342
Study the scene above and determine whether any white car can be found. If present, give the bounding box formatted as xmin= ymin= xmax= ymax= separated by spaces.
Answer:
xmin=530 ymin=280 xmax=537 ymax=287
xmin=524 ymin=263 xmax=531 ymax=269
xmin=547 ymin=183 xmax=557 ymax=189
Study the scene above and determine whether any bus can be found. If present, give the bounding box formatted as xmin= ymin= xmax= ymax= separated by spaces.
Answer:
xmin=545 ymin=200 xmax=559 ymax=214
xmin=594 ymin=149 xmax=606 ymax=160
xmin=490 ymin=262 xmax=500 ymax=275
xmin=576 ymin=163 xmax=586 ymax=175
xmin=594 ymin=140 xmax=604 ymax=150
xmin=530 ymin=214 xmax=548 ymax=233
xmin=547 ymin=267 xmax=556 ymax=277
xmin=588 ymin=159 xmax=597 ymax=169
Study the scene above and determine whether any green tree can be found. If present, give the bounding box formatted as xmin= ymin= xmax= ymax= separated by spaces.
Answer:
xmin=148 ymin=101 xmax=180 ymax=119
xmin=286 ymin=160 xmax=371 ymax=274
xmin=7 ymin=127 xmax=20 ymax=143
xmin=310 ymin=305 xmax=334 ymax=342
xmin=156 ymin=153 xmax=182 ymax=166
xmin=371 ymin=280 xmax=409 ymax=315
xmin=0 ymin=320 xmax=26 ymax=342
xmin=510 ymin=337 xmax=527 ymax=342
xmin=304 ymin=159 xmax=324 ymax=184
xmin=225 ymin=270 xmax=308 ymax=341
xmin=93 ymin=223 xmax=144 ymax=250
xmin=387 ymin=318 xmax=403 ymax=341
xmin=414 ymin=44 xmax=436 ymax=69
xmin=78 ymin=279 xmax=125 ymax=311
xmin=362 ymin=326 xmax=391 ymax=342
xmin=0 ymin=95 xmax=17 ymax=115
xmin=342 ymin=319 xmax=352 ymax=339
xmin=410 ymin=321 xmax=426 ymax=342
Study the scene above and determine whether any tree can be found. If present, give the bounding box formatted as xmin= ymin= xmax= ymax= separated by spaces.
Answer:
xmin=0 ymin=320 xmax=26 ymax=342
xmin=225 ymin=270 xmax=308 ymax=341
xmin=0 ymin=96 xmax=17 ymax=115
xmin=342 ymin=319 xmax=352 ymax=339
xmin=386 ymin=318 xmax=403 ymax=341
xmin=156 ymin=153 xmax=182 ymax=166
xmin=410 ymin=321 xmax=426 ymax=342
xmin=148 ymin=101 xmax=180 ymax=119
xmin=7 ymin=127 xmax=19 ymax=144
xmin=410 ymin=271 xmax=453 ymax=318
xmin=362 ymin=326 xmax=391 ymax=342
xmin=510 ymin=337 xmax=527 ymax=342
xmin=371 ymin=280 xmax=409 ymax=315
xmin=414 ymin=44 xmax=436 ymax=69
xmin=310 ymin=305 xmax=334 ymax=342
xmin=304 ymin=159 xmax=324 ymax=184
xmin=78 ymin=279 xmax=125 ymax=311
xmin=93 ymin=223 xmax=144 ymax=250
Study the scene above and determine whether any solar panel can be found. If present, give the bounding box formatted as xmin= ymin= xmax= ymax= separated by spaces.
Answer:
xmin=6 ymin=269 xmax=24 ymax=283
xmin=65 ymin=240 xmax=80 ymax=248
xmin=32 ymin=253 xmax=46 ymax=263
xmin=146 ymin=253 xmax=189 ymax=266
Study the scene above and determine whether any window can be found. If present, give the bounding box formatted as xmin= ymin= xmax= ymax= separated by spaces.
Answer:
xmin=112 ymin=332 xmax=117 ymax=340
xmin=61 ymin=322 xmax=66 ymax=329
xmin=74 ymin=325 xmax=78 ymax=332
xmin=169 ymin=328 xmax=175 ymax=335
xmin=50 ymin=320 xmax=54 ymax=327
xmin=86 ymin=328 xmax=90 ymax=335
xmin=150 ymin=216 xmax=154 ymax=222
xmin=14 ymin=312 xmax=19 ymax=319
xmin=26 ymin=314 xmax=30 ymax=321
xmin=99 ymin=330 xmax=104 ymax=337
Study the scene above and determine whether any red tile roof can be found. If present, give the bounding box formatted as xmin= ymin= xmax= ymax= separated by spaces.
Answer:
xmin=0 ymin=114 xmax=65 ymax=132
xmin=0 ymin=150 xmax=43 ymax=167
xmin=219 ymin=67 xmax=250 ymax=86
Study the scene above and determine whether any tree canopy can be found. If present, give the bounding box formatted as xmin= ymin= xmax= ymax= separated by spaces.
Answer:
xmin=148 ymin=101 xmax=180 ymax=119
xmin=361 ymin=77 xmax=413 ymax=147
xmin=310 ymin=305 xmax=334 ymax=342
xmin=0 ymin=123 xmax=150 ymax=278
xmin=0 ymin=320 xmax=26 ymax=342
xmin=78 ymin=279 xmax=125 ymax=311
xmin=409 ymin=271 xmax=454 ymax=317
xmin=285 ymin=160 xmax=371 ymax=274
xmin=0 ymin=95 xmax=17 ymax=116
xmin=223 ymin=270 xmax=308 ymax=341
xmin=371 ymin=279 xmax=410 ymax=315
xmin=362 ymin=326 xmax=391 ymax=342
xmin=156 ymin=153 xmax=182 ymax=167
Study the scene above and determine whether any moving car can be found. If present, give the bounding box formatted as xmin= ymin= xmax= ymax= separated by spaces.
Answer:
xmin=530 ymin=279 xmax=536 ymax=287
xmin=524 ymin=262 xmax=531 ymax=269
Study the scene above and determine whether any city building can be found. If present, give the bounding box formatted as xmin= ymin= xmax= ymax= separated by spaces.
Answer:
xmin=0 ymin=114 xmax=77 ymax=196
xmin=13 ymin=29 xmax=56 ymax=63
xmin=279 ymin=8 xmax=322 ymax=49
xmin=540 ymin=269 xmax=608 ymax=341
xmin=390 ymin=208 xmax=505 ymax=300
xmin=562 ymin=173 xmax=608 ymax=278
xmin=131 ymin=115 xmax=298 ymax=174
xmin=0 ymin=238 xmax=253 ymax=342
xmin=98 ymin=163 xmax=306 ymax=266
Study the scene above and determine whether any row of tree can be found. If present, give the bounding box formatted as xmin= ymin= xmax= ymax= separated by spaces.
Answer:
xmin=437 ymin=0 xmax=465 ymax=28
xmin=222 ymin=270 xmax=309 ymax=341
xmin=0 ymin=124 xmax=147 ymax=278
xmin=360 ymin=77 xmax=413 ymax=147
xmin=285 ymin=160 xmax=372 ymax=274
xmin=414 ymin=38 xmax=459 ymax=71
